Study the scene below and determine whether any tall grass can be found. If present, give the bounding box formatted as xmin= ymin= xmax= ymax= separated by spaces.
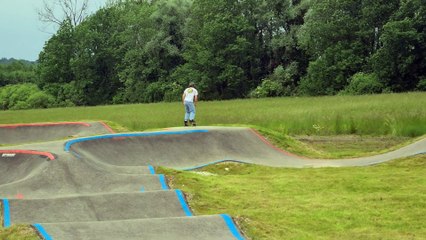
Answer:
xmin=0 ymin=92 xmax=425 ymax=136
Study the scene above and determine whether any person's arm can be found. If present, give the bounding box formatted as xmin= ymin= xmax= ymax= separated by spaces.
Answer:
xmin=182 ymin=93 xmax=186 ymax=104
xmin=194 ymin=95 xmax=198 ymax=106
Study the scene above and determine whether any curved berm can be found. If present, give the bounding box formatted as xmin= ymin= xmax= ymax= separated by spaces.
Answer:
xmin=0 ymin=150 xmax=53 ymax=185
xmin=0 ymin=122 xmax=113 ymax=145
xmin=66 ymin=128 xmax=301 ymax=169
xmin=66 ymin=127 xmax=426 ymax=169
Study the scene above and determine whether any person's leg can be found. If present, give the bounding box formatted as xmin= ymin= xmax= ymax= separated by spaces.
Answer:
xmin=184 ymin=102 xmax=190 ymax=126
xmin=188 ymin=102 xmax=196 ymax=126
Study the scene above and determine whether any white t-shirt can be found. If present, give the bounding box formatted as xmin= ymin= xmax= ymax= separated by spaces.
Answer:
xmin=183 ymin=87 xmax=198 ymax=102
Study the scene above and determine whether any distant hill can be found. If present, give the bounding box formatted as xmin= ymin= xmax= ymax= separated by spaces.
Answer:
xmin=0 ymin=58 xmax=36 ymax=65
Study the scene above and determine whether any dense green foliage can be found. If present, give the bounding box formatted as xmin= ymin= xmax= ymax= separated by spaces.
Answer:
xmin=0 ymin=59 xmax=49 ymax=110
xmin=2 ymin=0 xmax=425 ymax=108
xmin=0 ymin=59 xmax=37 ymax=87
xmin=0 ymin=83 xmax=54 ymax=110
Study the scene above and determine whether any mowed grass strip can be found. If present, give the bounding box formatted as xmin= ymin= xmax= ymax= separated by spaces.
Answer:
xmin=159 ymin=155 xmax=426 ymax=240
xmin=256 ymin=127 xmax=421 ymax=159
xmin=0 ymin=92 xmax=425 ymax=136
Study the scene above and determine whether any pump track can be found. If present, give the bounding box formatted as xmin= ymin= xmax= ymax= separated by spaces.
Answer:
xmin=1 ymin=121 xmax=425 ymax=239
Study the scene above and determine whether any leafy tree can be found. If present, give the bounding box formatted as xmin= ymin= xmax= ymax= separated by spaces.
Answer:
xmin=298 ymin=43 xmax=364 ymax=95
xmin=298 ymin=0 xmax=363 ymax=95
xmin=37 ymin=20 xmax=77 ymax=105
xmin=71 ymin=6 xmax=125 ymax=105
xmin=114 ymin=0 xmax=190 ymax=103
xmin=371 ymin=0 xmax=426 ymax=91
xmin=358 ymin=0 xmax=400 ymax=56
xmin=177 ymin=0 xmax=263 ymax=99
xmin=298 ymin=0 xmax=400 ymax=95
xmin=38 ymin=0 xmax=89 ymax=28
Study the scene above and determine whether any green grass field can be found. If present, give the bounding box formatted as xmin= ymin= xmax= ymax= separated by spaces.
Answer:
xmin=1 ymin=92 xmax=425 ymax=239
xmin=0 ymin=92 xmax=425 ymax=136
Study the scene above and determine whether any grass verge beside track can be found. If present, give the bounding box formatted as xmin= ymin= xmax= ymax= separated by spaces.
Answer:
xmin=256 ymin=127 xmax=420 ymax=159
xmin=159 ymin=155 xmax=426 ymax=240
xmin=0 ymin=224 xmax=40 ymax=240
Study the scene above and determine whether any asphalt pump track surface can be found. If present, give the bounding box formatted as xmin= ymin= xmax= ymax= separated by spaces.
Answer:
xmin=1 ymin=122 xmax=425 ymax=239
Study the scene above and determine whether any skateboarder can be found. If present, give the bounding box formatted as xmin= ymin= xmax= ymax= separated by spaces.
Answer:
xmin=182 ymin=82 xmax=198 ymax=126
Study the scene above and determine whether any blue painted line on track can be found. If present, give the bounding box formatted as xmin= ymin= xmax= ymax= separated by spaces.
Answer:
xmin=148 ymin=165 xmax=155 ymax=174
xmin=158 ymin=174 xmax=169 ymax=190
xmin=33 ymin=224 xmax=53 ymax=240
xmin=64 ymin=130 xmax=209 ymax=152
xmin=175 ymin=190 xmax=193 ymax=216
xmin=2 ymin=199 xmax=11 ymax=227
xmin=221 ymin=214 xmax=245 ymax=240
xmin=180 ymin=159 xmax=249 ymax=171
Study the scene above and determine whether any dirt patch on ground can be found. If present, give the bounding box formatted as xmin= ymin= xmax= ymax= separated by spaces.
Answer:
xmin=294 ymin=135 xmax=412 ymax=157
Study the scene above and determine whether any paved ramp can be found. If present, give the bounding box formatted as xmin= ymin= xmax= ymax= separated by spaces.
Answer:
xmin=0 ymin=122 xmax=112 ymax=145
xmin=0 ymin=123 xmax=245 ymax=239
xmin=0 ymin=151 xmax=53 ymax=185
xmin=36 ymin=215 xmax=242 ymax=240
xmin=7 ymin=191 xmax=190 ymax=223
xmin=1 ymin=124 xmax=425 ymax=239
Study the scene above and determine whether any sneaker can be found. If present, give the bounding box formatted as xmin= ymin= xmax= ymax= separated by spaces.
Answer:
xmin=184 ymin=120 xmax=189 ymax=127
xmin=190 ymin=120 xmax=196 ymax=126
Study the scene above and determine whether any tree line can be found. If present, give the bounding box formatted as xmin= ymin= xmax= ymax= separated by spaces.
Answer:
xmin=1 ymin=0 xmax=425 ymax=109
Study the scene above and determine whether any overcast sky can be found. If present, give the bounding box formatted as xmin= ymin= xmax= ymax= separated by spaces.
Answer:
xmin=0 ymin=0 xmax=108 ymax=61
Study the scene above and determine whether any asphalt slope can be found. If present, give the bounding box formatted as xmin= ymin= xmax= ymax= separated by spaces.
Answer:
xmin=37 ymin=215 xmax=243 ymax=240
xmin=0 ymin=122 xmax=112 ymax=145
xmin=0 ymin=152 xmax=52 ymax=185
xmin=0 ymin=154 xmax=165 ymax=199
xmin=7 ymin=191 xmax=190 ymax=224
xmin=0 ymin=123 xmax=245 ymax=239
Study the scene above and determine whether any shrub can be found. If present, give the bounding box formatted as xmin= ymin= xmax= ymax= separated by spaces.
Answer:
xmin=163 ymin=82 xmax=184 ymax=102
xmin=0 ymin=84 xmax=55 ymax=110
xmin=27 ymin=91 xmax=55 ymax=109
xmin=143 ymin=82 xmax=166 ymax=103
xmin=249 ymin=79 xmax=284 ymax=98
xmin=341 ymin=72 xmax=383 ymax=95
xmin=10 ymin=100 xmax=30 ymax=110
xmin=249 ymin=65 xmax=297 ymax=98
xmin=417 ymin=78 xmax=426 ymax=91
